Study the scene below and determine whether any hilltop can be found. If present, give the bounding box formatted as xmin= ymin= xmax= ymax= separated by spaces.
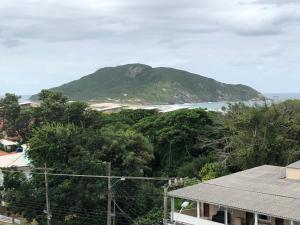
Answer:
xmin=31 ymin=64 xmax=262 ymax=104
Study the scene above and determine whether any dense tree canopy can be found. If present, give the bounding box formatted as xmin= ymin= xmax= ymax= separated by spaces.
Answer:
xmin=134 ymin=109 xmax=227 ymax=176
xmin=1 ymin=91 xmax=300 ymax=225
xmin=225 ymin=100 xmax=300 ymax=171
xmin=0 ymin=93 xmax=21 ymax=137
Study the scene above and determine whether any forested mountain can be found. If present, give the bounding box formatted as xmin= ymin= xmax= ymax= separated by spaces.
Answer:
xmin=31 ymin=64 xmax=262 ymax=104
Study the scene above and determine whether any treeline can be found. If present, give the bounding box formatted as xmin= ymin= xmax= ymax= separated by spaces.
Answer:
xmin=0 ymin=91 xmax=300 ymax=225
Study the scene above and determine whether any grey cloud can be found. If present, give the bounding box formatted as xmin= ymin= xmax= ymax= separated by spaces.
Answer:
xmin=0 ymin=0 xmax=300 ymax=94
xmin=2 ymin=38 xmax=23 ymax=48
xmin=231 ymin=25 xmax=283 ymax=36
xmin=252 ymin=0 xmax=300 ymax=6
xmin=0 ymin=0 xmax=222 ymax=44
xmin=1 ymin=0 xmax=299 ymax=45
xmin=214 ymin=6 xmax=300 ymax=36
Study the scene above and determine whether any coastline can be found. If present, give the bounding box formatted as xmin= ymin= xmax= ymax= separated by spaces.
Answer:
xmin=18 ymin=93 xmax=300 ymax=112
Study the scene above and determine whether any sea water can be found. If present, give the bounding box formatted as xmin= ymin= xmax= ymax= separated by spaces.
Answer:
xmin=154 ymin=93 xmax=300 ymax=112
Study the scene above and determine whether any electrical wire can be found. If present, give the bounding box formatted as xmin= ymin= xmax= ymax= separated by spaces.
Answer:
xmin=0 ymin=168 xmax=172 ymax=181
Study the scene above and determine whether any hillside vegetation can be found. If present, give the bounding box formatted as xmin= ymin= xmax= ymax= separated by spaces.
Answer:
xmin=31 ymin=64 xmax=261 ymax=103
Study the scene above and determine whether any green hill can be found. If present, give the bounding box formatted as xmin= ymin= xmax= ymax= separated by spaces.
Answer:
xmin=31 ymin=64 xmax=262 ymax=104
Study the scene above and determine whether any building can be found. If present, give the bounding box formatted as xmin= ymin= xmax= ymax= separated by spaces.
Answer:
xmin=0 ymin=151 xmax=9 ymax=156
xmin=19 ymin=101 xmax=39 ymax=109
xmin=0 ymin=139 xmax=18 ymax=152
xmin=0 ymin=151 xmax=9 ymax=159
xmin=167 ymin=163 xmax=300 ymax=225
xmin=0 ymin=151 xmax=30 ymax=186
xmin=96 ymin=105 xmax=124 ymax=114
xmin=89 ymin=103 xmax=124 ymax=114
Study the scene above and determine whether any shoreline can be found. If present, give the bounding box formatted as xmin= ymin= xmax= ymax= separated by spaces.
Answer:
xmin=13 ymin=93 xmax=300 ymax=112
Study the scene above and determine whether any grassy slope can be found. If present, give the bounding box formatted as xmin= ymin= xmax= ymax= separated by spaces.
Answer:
xmin=32 ymin=64 xmax=261 ymax=103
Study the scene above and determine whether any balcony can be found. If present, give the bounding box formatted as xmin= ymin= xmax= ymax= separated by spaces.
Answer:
xmin=169 ymin=208 xmax=225 ymax=225
xmin=172 ymin=212 xmax=224 ymax=225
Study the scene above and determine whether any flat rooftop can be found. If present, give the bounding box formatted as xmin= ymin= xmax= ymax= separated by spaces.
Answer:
xmin=287 ymin=161 xmax=300 ymax=169
xmin=169 ymin=165 xmax=300 ymax=221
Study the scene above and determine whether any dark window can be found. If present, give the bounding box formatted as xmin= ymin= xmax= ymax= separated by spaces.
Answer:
xmin=204 ymin=203 xmax=210 ymax=217
xmin=258 ymin=215 xmax=271 ymax=222
xmin=275 ymin=218 xmax=284 ymax=225
xmin=246 ymin=212 xmax=254 ymax=225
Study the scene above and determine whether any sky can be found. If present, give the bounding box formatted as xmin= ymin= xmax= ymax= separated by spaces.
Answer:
xmin=0 ymin=0 xmax=299 ymax=95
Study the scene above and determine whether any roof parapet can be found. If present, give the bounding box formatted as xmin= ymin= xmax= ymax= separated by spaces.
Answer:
xmin=286 ymin=161 xmax=300 ymax=180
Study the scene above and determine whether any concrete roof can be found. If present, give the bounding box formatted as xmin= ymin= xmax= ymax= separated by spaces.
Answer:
xmin=287 ymin=161 xmax=300 ymax=169
xmin=95 ymin=106 xmax=123 ymax=112
xmin=0 ymin=153 xmax=29 ymax=168
xmin=169 ymin=165 xmax=300 ymax=221
xmin=0 ymin=139 xmax=18 ymax=146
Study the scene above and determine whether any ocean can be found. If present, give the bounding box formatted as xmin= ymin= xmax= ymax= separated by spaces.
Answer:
xmin=152 ymin=93 xmax=300 ymax=112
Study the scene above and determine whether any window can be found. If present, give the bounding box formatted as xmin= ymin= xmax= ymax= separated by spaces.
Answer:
xmin=258 ymin=214 xmax=271 ymax=222
xmin=275 ymin=218 xmax=284 ymax=225
xmin=204 ymin=203 xmax=210 ymax=217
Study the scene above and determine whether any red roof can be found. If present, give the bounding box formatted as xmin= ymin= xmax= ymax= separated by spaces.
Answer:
xmin=0 ymin=150 xmax=9 ymax=156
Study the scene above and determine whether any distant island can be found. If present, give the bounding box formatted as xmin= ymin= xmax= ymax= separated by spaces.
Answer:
xmin=31 ymin=64 xmax=262 ymax=104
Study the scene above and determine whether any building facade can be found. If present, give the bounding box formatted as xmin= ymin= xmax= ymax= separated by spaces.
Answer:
xmin=167 ymin=163 xmax=300 ymax=225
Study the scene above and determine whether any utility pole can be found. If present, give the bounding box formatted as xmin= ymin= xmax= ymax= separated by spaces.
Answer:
xmin=112 ymin=200 xmax=116 ymax=225
xmin=44 ymin=163 xmax=51 ymax=225
xmin=163 ymin=178 xmax=184 ymax=225
xmin=163 ymin=185 xmax=169 ymax=225
xmin=107 ymin=162 xmax=112 ymax=225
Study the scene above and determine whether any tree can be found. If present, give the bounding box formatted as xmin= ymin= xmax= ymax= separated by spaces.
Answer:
xmin=4 ymin=121 xmax=154 ymax=225
xmin=4 ymin=92 xmax=300 ymax=225
xmin=225 ymin=100 xmax=300 ymax=171
xmin=0 ymin=93 xmax=21 ymax=136
xmin=199 ymin=162 xmax=227 ymax=181
xmin=135 ymin=109 xmax=226 ymax=176
xmin=133 ymin=208 xmax=163 ymax=225
xmin=3 ymin=170 xmax=44 ymax=222
xmin=14 ymin=108 xmax=34 ymax=142
xmin=97 ymin=127 xmax=154 ymax=176
xmin=33 ymin=90 xmax=68 ymax=125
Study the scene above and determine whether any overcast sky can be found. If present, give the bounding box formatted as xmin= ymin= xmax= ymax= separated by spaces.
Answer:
xmin=0 ymin=0 xmax=299 ymax=95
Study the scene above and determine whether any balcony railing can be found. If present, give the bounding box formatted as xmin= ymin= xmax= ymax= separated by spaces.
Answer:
xmin=171 ymin=212 xmax=225 ymax=225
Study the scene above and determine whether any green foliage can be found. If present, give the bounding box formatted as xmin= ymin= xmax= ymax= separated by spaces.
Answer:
xmin=0 ymin=93 xmax=21 ymax=136
xmin=32 ymin=90 xmax=104 ymax=129
xmin=4 ymin=91 xmax=156 ymax=225
xmin=97 ymin=127 xmax=154 ymax=176
xmin=115 ymin=109 xmax=159 ymax=125
xmin=225 ymin=100 xmax=300 ymax=171
xmin=33 ymin=90 xmax=69 ymax=124
xmin=135 ymin=109 xmax=226 ymax=176
xmin=7 ymin=120 xmax=154 ymax=225
xmin=31 ymin=64 xmax=260 ymax=104
xmin=199 ymin=162 xmax=228 ymax=181
xmin=5 ymin=90 xmax=300 ymax=225
xmin=133 ymin=208 xmax=163 ymax=225
xmin=3 ymin=171 xmax=43 ymax=222
xmin=182 ymin=177 xmax=201 ymax=186
xmin=28 ymin=123 xmax=84 ymax=167
xmin=176 ymin=153 xmax=220 ymax=178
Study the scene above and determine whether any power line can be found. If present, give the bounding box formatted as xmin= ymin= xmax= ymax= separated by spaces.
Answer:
xmin=113 ymin=201 xmax=135 ymax=224
xmin=0 ymin=168 xmax=172 ymax=181
xmin=1 ymin=164 xmax=178 ymax=225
